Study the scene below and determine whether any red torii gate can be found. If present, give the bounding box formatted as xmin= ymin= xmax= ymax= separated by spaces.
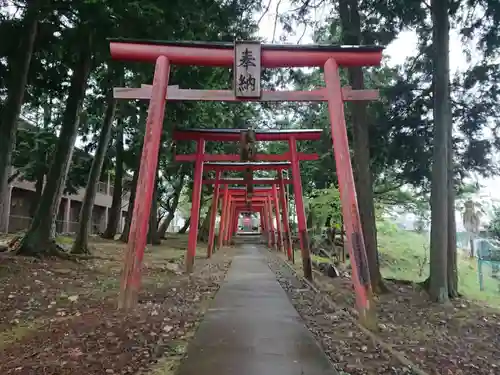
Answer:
xmin=109 ymin=38 xmax=382 ymax=322
xmin=220 ymin=187 xmax=286 ymax=253
xmin=202 ymin=179 xmax=292 ymax=258
xmin=214 ymin=184 xmax=290 ymax=255
xmin=219 ymin=185 xmax=290 ymax=252
xmin=173 ymin=129 xmax=321 ymax=275
xmin=196 ymin=160 xmax=292 ymax=268
xmin=173 ymin=129 xmax=318 ymax=268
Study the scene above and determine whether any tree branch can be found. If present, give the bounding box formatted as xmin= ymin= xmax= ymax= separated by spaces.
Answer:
xmin=7 ymin=169 xmax=21 ymax=184
xmin=271 ymin=0 xmax=283 ymax=43
xmin=257 ymin=0 xmax=273 ymax=25
xmin=374 ymin=182 xmax=405 ymax=196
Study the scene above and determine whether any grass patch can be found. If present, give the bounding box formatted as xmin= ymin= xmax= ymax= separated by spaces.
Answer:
xmin=311 ymin=254 xmax=332 ymax=264
xmin=0 ymin=322 xmax=41 ymax=350
xmin=377 ymin=220 xmax=500 ymax=307
xmin=147 ymin=342 xmax=188 ymax=375
xmin=55 ymin=235 xmax=74 ymax=246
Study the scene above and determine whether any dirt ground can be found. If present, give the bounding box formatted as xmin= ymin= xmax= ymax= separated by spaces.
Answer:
xmin=270 ymin=251 xmax=500 ymax=375
xmin=0 ymin=234 xmax=233 ymax=375
xmin=3 ymin=233 xmax=498 ymax=375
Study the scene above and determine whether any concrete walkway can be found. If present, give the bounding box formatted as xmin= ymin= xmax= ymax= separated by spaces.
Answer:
xmin=176 ymin=244 xmax=337 ymax=375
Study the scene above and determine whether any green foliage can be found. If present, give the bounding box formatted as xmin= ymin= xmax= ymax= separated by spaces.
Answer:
xmin=307 ymin=185 xmax=342 ymax=230
xmin=271 ymin=1 xmax=500 ymax=198
xmin=487 ymin=206 xmax=500 ymax=239
xmin=378 ymin=220 xmax=500 ymax=307
xmin=12 ymin=127 xmax=92 ymax=194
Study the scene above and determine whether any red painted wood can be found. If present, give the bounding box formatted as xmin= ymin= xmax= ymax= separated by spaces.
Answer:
xmin=230 ymin=197 xmax=273 ymax=201
xmin=204 ymin=162 xmax=290 ymax=172
xmin=186 ymin=139 xmax=205 ymax=272
xmin=325 ymin=58 xmax=373 ymax=319
xmin=265 ymin=199 xmax=274 ymax=249
xmin=207 ymin=170 xmax=221 ymax=258
xmin=289 ymin=136 xmax=313 ymax=280
xmin=224 ymin=198 xmax=233 ymax=245
xmin=173 ymin=129 xmax=321 ymax=142
xmin=119 ymin=56 xmax=170 ymax=310
xmin=228 ymin=204 xmax=235 ymax=244
xmin=203 ymin=178 xmax=291 ymax=185
xmin=113 ymin=85 xmax=379 ymax=102
xmin=262 ymin=203 xmax=269 ymax=246
xmin=278 ymin=171 xmax=293 ymax=261
xmin=259 ymin=211 xmax=265 ymax=236
xmin=272 ymin=184 xmax=283 ymax=252
xmin=233 ymin=205 xmax=267 ymax=211
xmin=109 ymin=41 xmax=383 ymax=67
xmin=223 ymin=187 xmax=277 ymax=192
xmin=175 ymin=152 xmax=318 ymax=162
xmin=218 ymin=186 xmax=229 ymax=249
xmin=231 ymin=207 xmax=239 ymax=240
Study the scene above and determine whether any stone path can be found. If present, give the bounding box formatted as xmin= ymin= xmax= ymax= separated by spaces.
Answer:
xmin=176 ymin=244 xmax=337 ymax=375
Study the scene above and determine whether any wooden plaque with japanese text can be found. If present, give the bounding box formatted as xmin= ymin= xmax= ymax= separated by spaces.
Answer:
xmin=234 ymin=41 xmax=262 ymax=98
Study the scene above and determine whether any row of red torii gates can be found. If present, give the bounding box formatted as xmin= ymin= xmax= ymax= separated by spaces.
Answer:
xmin=108 ymin=38 xmax=385 ymax=323
xmin=172 ymin=129 xmax=320 ymax=273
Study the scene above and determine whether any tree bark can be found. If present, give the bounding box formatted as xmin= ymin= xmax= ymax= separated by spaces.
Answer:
xmin=30 ymin=173 xmax=44 ymax=217
xmin=0 ymin=0 xmax=41 ymax=232
xmin=16 ymin=31 xmax=93 ymax=256
xmin=72 ymin=88 xmax=117 ymax=254
xmin=178 ymin=217 xmax=191 ymax=234
xmin=338 ymin=0 xmax=385 ymax=293
xmin=197 ymin=205 xmax=211 ymax=242
xmin=50 ymin=140 xmax=76 ymax=238
xmin=147 ymin=173 xmax=161 ymax=245
xmin=157 ymin=173 xmax=186 ymax=238
xmin=447 ymin=89 xmax=458 ymax=299
xmin=119 ymin=165 xmax=139 ymax=243
xmin=428 ymin=0 xmax=450 ymax=303
xmin=157 ymin=218 xmax=169 ymax=239
xmin=29 ymin=103 xmax=52 ymax=218
xmin=118 ymin=106 xmax=146 ymax=243
xmin=102 ymin=119 xmax=124 ymax=239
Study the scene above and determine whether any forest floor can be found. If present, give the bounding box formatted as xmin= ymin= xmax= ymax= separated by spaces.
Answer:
xmin=275 ymin=223 xmax=500 ymax=375
xmin=1 ymin=229 xmax=499 ymax=375
xmin=0 ymin=233 xmax=233 ymax=375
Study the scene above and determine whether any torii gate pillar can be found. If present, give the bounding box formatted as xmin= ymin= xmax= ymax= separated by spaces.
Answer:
xmin=324 ymin=58 xmax=373 ymax=324
xmin=119 ymin=56 xmax=170 ymax=310
xmin=289 ymin=136 xmax=312 ymax=280
xmin=272 ymin=184 xmax=283 ymax=252
xmin=278 ymin=171 xmax=293 ymax=260
xmin=186 ymin=139 xmax=205 ymax=272
xmin=207 ymin=170 xmax=221 ymax=258
xmin=218 ymin=186 xmax=230 ymax=249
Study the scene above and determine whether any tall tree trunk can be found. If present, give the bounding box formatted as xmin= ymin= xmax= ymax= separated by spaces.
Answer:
xmin=197 ymin=205 xmax=212 ymax=242
xmin=72 ymin=88 xmax=117 ymax=254
xmin=50 ymin=142 xmax=76 ymax=238
xmin=29 ymin=103 xmax=52 ymax=218
xmin=447 ymin=99 xmax=458 ymax=298
xmin=338 ymin=0 xmax=385 ymax=293
xmin=102 ymin=119 xmax=125 ymax=239
xmin=157 ymin=218 xmax=169 ymax=239
xmin=16 ymin=32 xmax=93 ymax=256
xmin=447 ymin=182 xmax=458 ymax=297
xmin=147 ymin=172 xmax=161 ymax=245
xmin=30 ymin=173 xmax=44 ymax=217
xmin=119 ymin=165 xmax=139 ymax=243
xmin=157 ymin=173 xmax=186 ymax=238
xmin=0 ymin=0 xmax=41 ymax=232
xmin=428 ymin=0 xmax=450 ymax=303
xmin=178 ymin=217 xmax=190 ymax=234
xmin=118 ymin=106 xmax=146 ymax=243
